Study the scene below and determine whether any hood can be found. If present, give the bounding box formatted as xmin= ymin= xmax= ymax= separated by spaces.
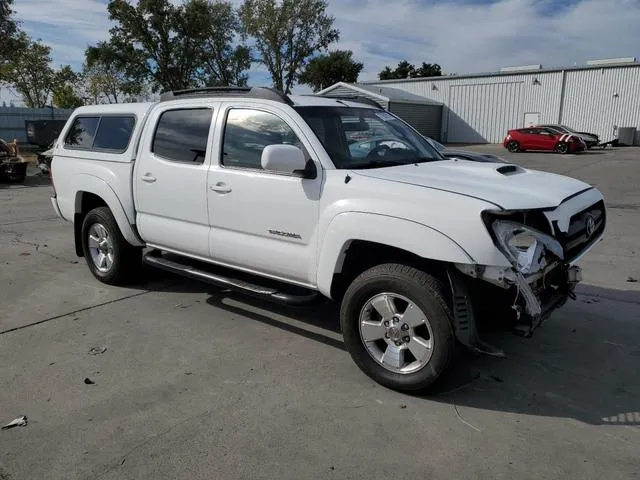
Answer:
xmin=352 ymin=159 xmax=592 ymax=210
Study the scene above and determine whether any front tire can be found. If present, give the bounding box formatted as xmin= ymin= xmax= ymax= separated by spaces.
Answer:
xmin=555 ymin=142 xmax=569 ymax=154
xmin=340 ymin=264 xmax=455 ymax=392
xmin=506 ymin=141 xmax=520 ymax=153
xmin=81 ymin=207 xmax=141 ymax=285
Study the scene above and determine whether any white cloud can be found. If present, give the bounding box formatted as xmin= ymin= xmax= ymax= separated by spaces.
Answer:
xmin=12 ymin=0 xmax=640 ymax=85
xmin=327 ymin=0 xmax=640 ymax=80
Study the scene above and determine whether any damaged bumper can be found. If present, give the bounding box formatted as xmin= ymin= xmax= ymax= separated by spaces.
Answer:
xmin=455 ymin=261 xmax=582 ymax=337
xmin=457 ymin=188 xmax=606 ymax=337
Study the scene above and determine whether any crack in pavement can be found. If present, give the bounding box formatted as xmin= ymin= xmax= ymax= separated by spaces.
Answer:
xmin=0 ymin=216 xmax=60 ymax=226
xmin=0 ymin=290 xmax=152 ymax=336
xmin=1 ymin=228 xmax=79 ymax=265
xmin=93 ymin=408 xmax=214 ymax=480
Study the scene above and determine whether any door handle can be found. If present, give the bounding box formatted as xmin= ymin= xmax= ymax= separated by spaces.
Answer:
xmin=141 ymin=173 xmax=156 ymax=183
xmin=210 ymin=182 xmax=232 ymax=194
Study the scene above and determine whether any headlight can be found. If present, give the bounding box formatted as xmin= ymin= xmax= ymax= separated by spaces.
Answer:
xmin=492 ymin=220 xmax=564 ymax=274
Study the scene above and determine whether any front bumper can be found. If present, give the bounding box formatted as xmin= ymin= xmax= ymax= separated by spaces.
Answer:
xmin=510 ymin=263 xmax=581 ymax=337
xmin=456 ymin=262 xmax=582 ymax=338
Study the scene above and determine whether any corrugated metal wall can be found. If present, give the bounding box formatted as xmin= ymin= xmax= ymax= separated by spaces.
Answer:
xmin=447 ymin=82 xmax=522 ymax=143
xmin=322 ymin=86 xmax=389 ymax=109
xmin=389 ymin=102 xmax=442 ymax=141
xmin=0 ymin=107 xmax=74 ymax=143
xmin=363 ymin=66 xmax=640 ymax=144
xmin=561 ymin=66 xmax=640 ymax=143
xmin=364 ymin=72 xmax=566 ymax=143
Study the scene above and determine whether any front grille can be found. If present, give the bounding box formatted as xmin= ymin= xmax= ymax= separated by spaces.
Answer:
xmin=554 ymin=200 xmax=606 ymax=261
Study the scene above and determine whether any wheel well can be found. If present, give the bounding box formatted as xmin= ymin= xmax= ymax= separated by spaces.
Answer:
xmin=329 ymin=240 xmax=451 ymax=302
xmin=73 ymin=192 xmax=108 ymax=257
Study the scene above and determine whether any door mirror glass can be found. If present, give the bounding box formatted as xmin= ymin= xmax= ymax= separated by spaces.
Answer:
xmin=261 ymin=144 xmax=307 ymax=174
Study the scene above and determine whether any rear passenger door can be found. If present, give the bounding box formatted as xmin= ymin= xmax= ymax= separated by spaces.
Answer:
xmin=134 ymin=103 xmax=218 ymax=257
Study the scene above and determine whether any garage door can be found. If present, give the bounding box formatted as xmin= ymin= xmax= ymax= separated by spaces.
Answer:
xmin=447 ymin=82 xmax=522 ymax=143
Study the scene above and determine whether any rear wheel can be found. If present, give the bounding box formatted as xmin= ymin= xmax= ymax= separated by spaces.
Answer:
xmin=555 ymin=142 xmax=569 ymax=154
xmin=340 ymin=264 xmax=455 ymax=392
xmin=81 ymin=207 xmax=141 ymax=285
xmin=506 ymin=141 xmax=520 ymax=153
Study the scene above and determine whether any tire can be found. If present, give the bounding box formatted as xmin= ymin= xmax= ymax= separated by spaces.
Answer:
xmin=506 ymin=141 xmax=520 ymax=153
xmin=555 ymin=142 xmax=569 ymax=154
xmin=81 ymin=206 xmax=141 ymax=285
xmin=340 ymin=264 xmax=455 ymax=393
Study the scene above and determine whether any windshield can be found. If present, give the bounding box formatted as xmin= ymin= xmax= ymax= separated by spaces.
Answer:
xmin=560 ymin=125 xmax=577 ymax=133
xmin=294 ymin=106 xmax=444 ymax=169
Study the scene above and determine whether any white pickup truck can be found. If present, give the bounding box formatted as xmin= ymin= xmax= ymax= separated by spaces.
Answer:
xmin=49 ymin=87 xmax=606 ymax=392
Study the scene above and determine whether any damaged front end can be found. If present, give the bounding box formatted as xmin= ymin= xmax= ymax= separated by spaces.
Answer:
xmin=451 ymin=195 xmax=605 ymax=346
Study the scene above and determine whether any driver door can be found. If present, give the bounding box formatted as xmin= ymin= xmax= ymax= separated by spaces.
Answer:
xmin=207 ymin=103 xmax=323 ymax=286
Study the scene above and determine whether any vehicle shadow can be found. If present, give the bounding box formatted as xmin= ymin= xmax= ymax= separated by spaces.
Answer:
xmin=169 ymin=277 xmax=640 ymax=428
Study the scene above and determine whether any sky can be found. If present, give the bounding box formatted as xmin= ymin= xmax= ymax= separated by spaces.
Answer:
xmin=4 ymin=0 xmax=640 ymax=103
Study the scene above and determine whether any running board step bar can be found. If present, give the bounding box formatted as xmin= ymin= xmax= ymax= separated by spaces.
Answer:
xmin=143 ymin=252 xmax=319 ymax=306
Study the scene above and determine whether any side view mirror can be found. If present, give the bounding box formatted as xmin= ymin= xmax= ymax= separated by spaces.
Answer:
xmin=261 ymin=144 xmax=309 ymax=175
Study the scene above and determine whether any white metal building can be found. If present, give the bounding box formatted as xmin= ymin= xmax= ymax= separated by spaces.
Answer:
xmin=350 ymin=58 xmax=640 ymax=144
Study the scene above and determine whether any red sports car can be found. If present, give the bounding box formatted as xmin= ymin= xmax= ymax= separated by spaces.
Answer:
xmin=503 ymin=127 xmax=587 ymax=154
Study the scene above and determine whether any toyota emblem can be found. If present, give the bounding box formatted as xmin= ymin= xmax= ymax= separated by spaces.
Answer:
xmin=585 ymin=214 xmax=596 ymax=237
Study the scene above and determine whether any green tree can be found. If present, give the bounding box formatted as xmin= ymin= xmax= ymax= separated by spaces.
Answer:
xmin=94 ymin=0 xmax=250 ymax=93
xmin=379 ymin=60 xmax=442 ymax=80
xmin=3 ymin=33 xmax=55 ymax=107
xmin=0 ymin=0 xmax=17 ymax=51
xmin=239 ymin=0 xmax=339 ymax=93
xmin=52 ymin=66 xmax=84 ymax=108
xmin=299 ymin=50 xmax=363 ymax=92
xmin=83 ymin=42 xmax=142 ymax=103
xmin=185 ymin=0 xmax=251 ymax=87
xmin=0 ymin=0 xmax=22 ymax=80
xmin=52 ymin=84 xmax=84 ymax=109
xmin=414 ymin=62 xmax=441 ymax=78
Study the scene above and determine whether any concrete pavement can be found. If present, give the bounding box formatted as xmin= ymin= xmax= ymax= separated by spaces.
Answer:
xmin=1 ymin=154 xmax=639 ymax=480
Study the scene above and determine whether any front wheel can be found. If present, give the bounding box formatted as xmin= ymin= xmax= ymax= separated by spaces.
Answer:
xmin=81 ymin=206 xmax=141 ymax=285
xmin=555 ymin=142 xmax=569 ymax=154
xmin=340 ymin=264 xmax=455 ymax=392
xmin=506 ymin=141 xmax=520 ymax=153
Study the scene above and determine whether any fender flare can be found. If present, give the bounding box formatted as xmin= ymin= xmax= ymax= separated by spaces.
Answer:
xmin=316 ymin=212 xmax=474 ymax=299
xmin=73 ymin=174 xmax=144 ymax=247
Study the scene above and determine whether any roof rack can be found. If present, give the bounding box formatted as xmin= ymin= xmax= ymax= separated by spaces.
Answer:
xmin=160 ymin=86 xmax=294 ymax=105
xmin=319 ymin=95 xmax=383 ymax=109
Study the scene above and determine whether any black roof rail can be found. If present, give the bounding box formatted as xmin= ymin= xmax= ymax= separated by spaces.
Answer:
xmin=318 ymin=95 xmax=383 ymax=109
xmin=160 ymin=86 xmax=293 ymax=105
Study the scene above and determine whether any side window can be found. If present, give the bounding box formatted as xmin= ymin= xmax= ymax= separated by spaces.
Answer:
xmin=152 ymin=108 xmax=212 ymax=164
xmin=64 ymin=117 xmax=100 ymax=149
xmin=222 ymin=109 xmax=304 ymax=169
xmin=93 ymin=116 xmax=135 ymax=151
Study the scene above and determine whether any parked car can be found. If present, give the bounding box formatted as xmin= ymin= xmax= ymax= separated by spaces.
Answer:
xmin=503 ymin=127 xmax=587 ymax=154
xmin=424 ymin=137 xmax=507 ymax=163
xmin=536 ymin=124 xmax=600 ymax=148
xmin=49 ymin=87 xmax=606 ymax=393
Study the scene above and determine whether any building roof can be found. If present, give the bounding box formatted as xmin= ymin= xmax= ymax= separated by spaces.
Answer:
xmin=317 ymin=82 xmax=443 ymax=105
xmin=358 ymin=60 xmax=640 ymax=85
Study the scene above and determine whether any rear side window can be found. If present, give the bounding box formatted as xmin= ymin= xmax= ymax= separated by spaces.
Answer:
xmin=152 ymin=108 xmax=212 ymax=164
xmin=93 ymin=117 xmax=135 ymax=151
xmin=65 ymin=117 xmax=100 ymax=149
xmin=64 ymin=115 xmax=135 ymax=152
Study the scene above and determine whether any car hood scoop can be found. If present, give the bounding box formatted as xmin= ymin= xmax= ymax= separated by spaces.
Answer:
xmin=353 ymin=159 xmax=592 ymax=210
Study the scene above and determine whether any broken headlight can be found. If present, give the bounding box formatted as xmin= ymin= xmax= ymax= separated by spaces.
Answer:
xmin=492 ymin=221 xmax=564 ymax=274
